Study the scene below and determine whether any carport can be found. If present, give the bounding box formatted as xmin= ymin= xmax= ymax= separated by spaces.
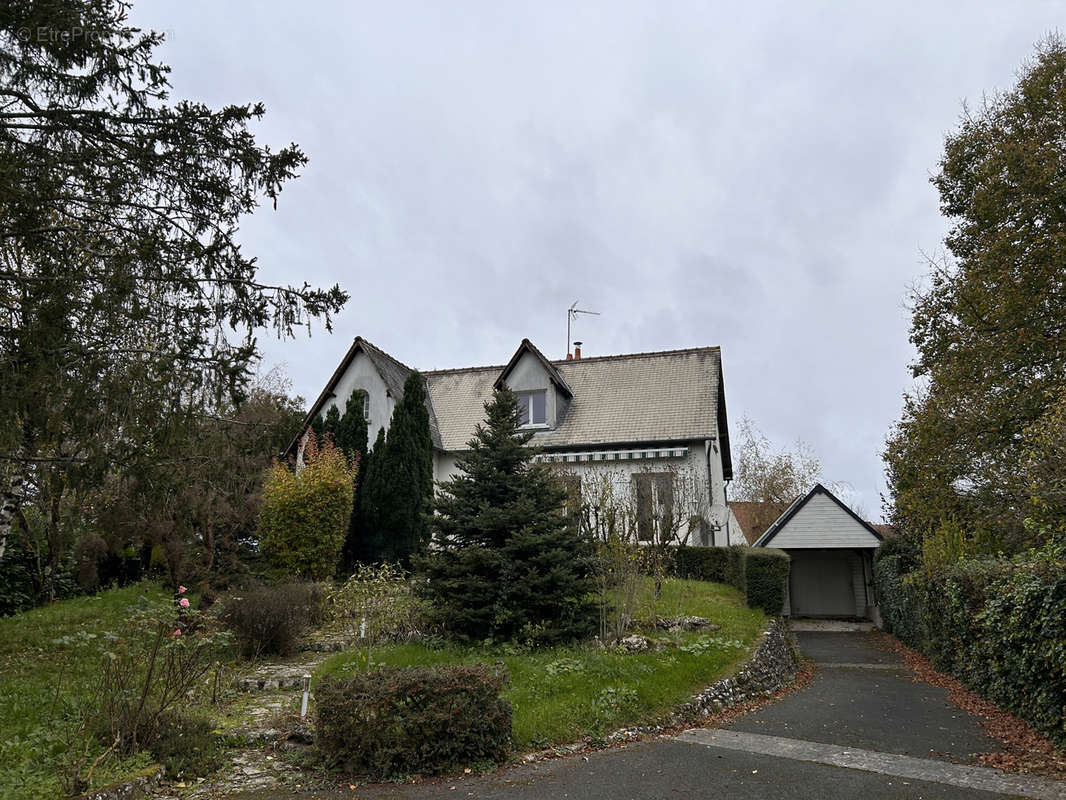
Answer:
xmin=753 ymin=484 xmax=883 ymax=619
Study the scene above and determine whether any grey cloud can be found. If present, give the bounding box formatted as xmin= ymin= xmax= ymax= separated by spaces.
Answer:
xmin=132 ymin=0 xmax=1063 ymax=520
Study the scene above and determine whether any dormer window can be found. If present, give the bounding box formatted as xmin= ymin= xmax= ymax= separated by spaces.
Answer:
xmin=517 ymin=390 xmax=547 ymax=426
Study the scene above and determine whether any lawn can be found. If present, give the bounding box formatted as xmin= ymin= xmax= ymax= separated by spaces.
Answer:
xmin=316 ymin=577 xmax=765 ymax=748
xmin=0 ymin=582 xmax=169 ymax=800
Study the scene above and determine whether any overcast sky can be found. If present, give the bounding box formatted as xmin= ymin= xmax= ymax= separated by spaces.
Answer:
xmin=133 ymin=2 xmax=1062 ymax=520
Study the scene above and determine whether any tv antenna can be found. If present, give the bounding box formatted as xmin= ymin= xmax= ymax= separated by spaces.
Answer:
xmin=567 ymin=301 xmax=600 ymax=357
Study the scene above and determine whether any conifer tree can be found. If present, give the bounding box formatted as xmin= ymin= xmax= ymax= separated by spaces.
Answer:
xmin=323 ymin=405 xmax=341 ymax=441
xmin=335 ymin=392 xmax=370 ymax=572
xmin=417 ymin=388 xmax=595 ymax=643
xmin=353 ymin=427 xmax=387 ymax=562
xmin=370 ymin=372 xmax=434 ymax=564
xmin=334 ymin=392 xmax=369 ymax=461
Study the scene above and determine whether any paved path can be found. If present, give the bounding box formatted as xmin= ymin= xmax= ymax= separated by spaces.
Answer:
xmin=234 ymin=628 xmax=1066 ymax=799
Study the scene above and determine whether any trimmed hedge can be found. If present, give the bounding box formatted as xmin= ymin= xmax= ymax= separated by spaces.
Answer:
xmin=315 ymin=664 xmax=512 ymax=778
xmin=674 ymin=546 xmax=790 ymax=616
xmin=744 ymin=549 xmax=790 ymax=615
xmin=875 ymin=548 xmax=1066 ymax=747
xmin=674 ymin=546 xmax=746 ymax=592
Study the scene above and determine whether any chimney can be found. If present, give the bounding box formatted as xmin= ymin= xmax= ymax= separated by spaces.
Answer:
xmin=565 ymin=353 xmax=573 ymax=360
xmin=573 ymin=341 xmax=582 ymax=359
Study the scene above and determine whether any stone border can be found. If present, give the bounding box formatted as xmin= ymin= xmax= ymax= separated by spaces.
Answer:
xmin=583 ymin=618 xmax=799 ymax=746
xmin=671 ymin=618 xmax=798 ymax=723
xmin=74 ymin=766 xmax=164 ymax=800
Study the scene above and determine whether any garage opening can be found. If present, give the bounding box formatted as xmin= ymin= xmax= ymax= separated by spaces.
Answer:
xmin=788 ymin=549 xmax=862 ymax=618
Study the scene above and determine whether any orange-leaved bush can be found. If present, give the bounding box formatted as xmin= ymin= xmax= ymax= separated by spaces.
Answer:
xmin=258 ymin=434 xmax=357 ymax=579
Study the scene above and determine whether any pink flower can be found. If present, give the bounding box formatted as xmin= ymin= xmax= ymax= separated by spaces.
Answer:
xmin=171 ymin=629 xmax=182 ymax=637
xmin=178 ymin=585 xmax=187 ymax=594
xmin=179 ymin=598 xmax=190 ymax=608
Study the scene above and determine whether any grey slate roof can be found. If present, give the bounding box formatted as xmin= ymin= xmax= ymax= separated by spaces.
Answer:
xmin=289 ymin=338 xmax=731 ymax=479
xmin=424 ymin=346 xmax=728 ymax=456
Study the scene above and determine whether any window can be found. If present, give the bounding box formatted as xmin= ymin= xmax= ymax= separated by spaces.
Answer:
xmin=633 ymin=473 xmax=675 ymax=542
xmin=557 ymin=474 xmax=582 ymax=520
xmin=350 ymin=389 xmax=370 ymax=423
xmin=516 ymin=390 xmax=547 ymax=426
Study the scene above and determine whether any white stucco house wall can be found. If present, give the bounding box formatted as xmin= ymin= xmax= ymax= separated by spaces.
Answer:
xmin=753 ymin=483 xmax=884 ymax=618
xmin=287 ymin=337 xmax=744 ymax=547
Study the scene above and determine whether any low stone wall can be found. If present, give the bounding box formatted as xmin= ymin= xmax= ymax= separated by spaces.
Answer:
xmin=672 ymin=618 xmax=798 ymax=722
xmin=75 ymin=767 xmax=164 ymax=800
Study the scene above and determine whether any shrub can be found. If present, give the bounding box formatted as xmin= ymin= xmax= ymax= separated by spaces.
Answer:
xmin=315 ymin=664 xmax=512 ymax=778
xmin=872 ymin=553 xmax=927 ymax=645
xmin=328 ymin=564 xmax=426 ymax=642
xmin=258 ymin=435 xmax=356 ymax=580
xmin=67 ymin=592 xmax=229 ymax=794
xmin=743 ymin=548 xmax=790 ymax=615
xmin=150 ymin=711 xmax=223 ymax=780
xmin=874 ymin=546 xmax=1066 ymax=746
xmin=225 ymin=583 xmax=324 ymax=658
xmin=674 ymin=546 xmax=746 ymax=592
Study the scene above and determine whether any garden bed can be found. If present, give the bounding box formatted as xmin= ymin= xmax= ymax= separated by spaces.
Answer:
xmin=0 ymin=583 xmax=169 ymax=800
xmin=315 ymin=577 xmax=765 ymax=749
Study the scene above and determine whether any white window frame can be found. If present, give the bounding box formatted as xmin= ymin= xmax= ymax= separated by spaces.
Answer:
xmin=516 ymin=389 xmax=548 ymax=428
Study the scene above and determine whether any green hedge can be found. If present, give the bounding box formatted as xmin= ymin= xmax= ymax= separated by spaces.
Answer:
xmin=674 ymin=546 xmax=789 ymax=615
xmin=743 ymin=548 xmax=790 ymax=615
xmin=674 ymin=546 xmax=746 ymax=592
xmin=874 ymin=548 xmax=1066 ymax=747
xmin=315 ymin=664 xmax=512 ymax=778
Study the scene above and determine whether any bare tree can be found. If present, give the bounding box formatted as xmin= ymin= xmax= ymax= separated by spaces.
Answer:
xmin=561 ymin=463 xmax=710 ymax=640
xmin=731 ymin=416 xmax=829 ymax=541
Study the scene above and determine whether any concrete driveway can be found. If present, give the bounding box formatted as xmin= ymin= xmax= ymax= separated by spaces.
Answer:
xmin=239 ymin=628 xmax=1066 ymax=800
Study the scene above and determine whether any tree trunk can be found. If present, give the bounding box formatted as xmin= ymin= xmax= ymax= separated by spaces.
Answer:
xmin=0 ymin=462 xmax=28 ymax=565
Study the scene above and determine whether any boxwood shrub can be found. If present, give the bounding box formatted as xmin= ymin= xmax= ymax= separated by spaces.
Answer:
xmin=874 ymin=546 xmax=1066 ymax=747
xmin=315 ymin=664 xmax=512 ymax=778
xmin=743 ymin=548 xmax=790 ymax=615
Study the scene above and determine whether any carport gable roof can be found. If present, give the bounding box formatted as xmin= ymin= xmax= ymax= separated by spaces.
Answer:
xmin=753 ymin=483 xmax=884 ymax=549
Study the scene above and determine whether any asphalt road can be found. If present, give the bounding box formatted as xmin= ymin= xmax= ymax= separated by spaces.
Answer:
xmin=236 ymin=629 xmax=1066 ymax=800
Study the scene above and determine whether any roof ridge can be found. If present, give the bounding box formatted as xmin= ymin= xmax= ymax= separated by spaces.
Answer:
xmin=552 ymin=345 xmax=721 ymax=365
xmin=422 ymin=363 xmax=507 ymax=376
xmin=357 ymin=336 xmax=417 ymax=374
xmin=421 ymin=344 xmax=721 ymax=375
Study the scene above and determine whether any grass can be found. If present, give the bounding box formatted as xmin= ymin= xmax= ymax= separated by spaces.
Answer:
xmin=316 ymin=577 xmax=765 ymax=749
xmin=0 ymin=582 xmax=168 ymax=800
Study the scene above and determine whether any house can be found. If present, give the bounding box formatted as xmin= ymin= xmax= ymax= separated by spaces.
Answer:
xmin=287 ymin=337 xmax=745 ymax=546
xmin=753 ymin=483 xmax=883 ymax=619
xmin=728 ymin=500 xmax=788 ymax=545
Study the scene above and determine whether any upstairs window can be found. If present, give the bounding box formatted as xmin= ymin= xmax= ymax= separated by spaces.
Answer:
xmin=517 ymin=389 xmax=547 ymax=426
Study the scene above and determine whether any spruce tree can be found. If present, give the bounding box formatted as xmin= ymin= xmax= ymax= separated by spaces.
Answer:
xmin=371 ymin=372 xmax=434 ymax=564
xmin=417 ymin=388 xmax=595 ymax=643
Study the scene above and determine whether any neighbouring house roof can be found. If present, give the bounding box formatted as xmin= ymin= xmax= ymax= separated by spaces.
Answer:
xmin=870 ymin=523 xmax=895 ymax=538
xmin=729 ymin=500 xmax=788 ymax=545
xmin=425 ymin=345 xmax=731 ymax=476
xmin=753 ymin=483 xmax=884 ymax=548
